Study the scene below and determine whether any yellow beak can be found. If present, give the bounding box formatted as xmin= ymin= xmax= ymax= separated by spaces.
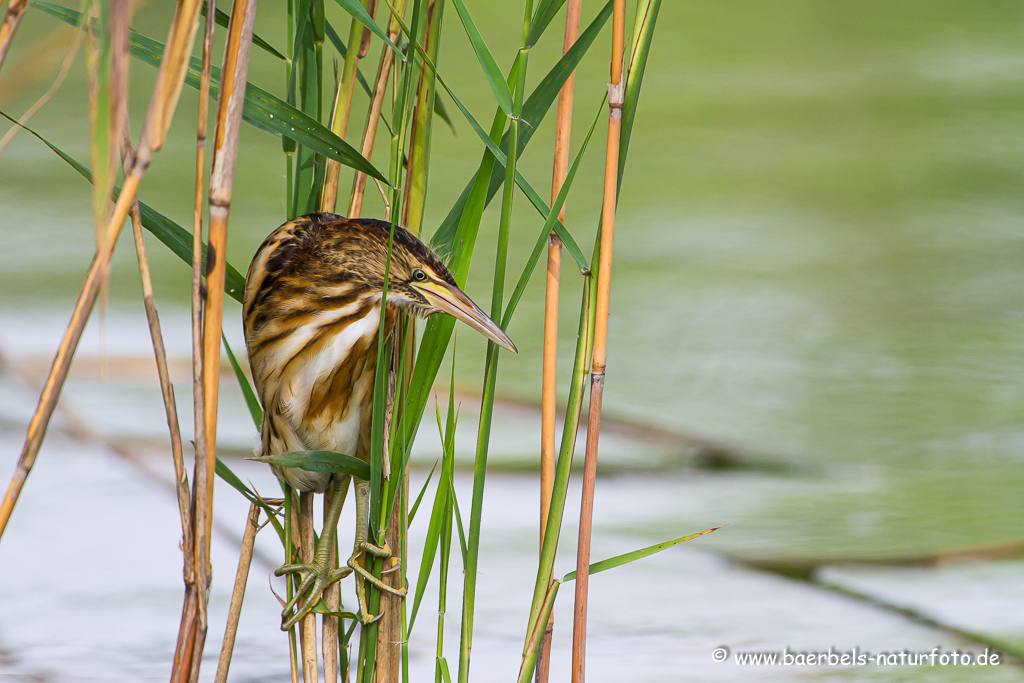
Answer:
xmin=413 ymin=280 xmax=518 ymax=354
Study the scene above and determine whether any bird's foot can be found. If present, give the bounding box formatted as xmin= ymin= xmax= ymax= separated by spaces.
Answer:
xmin=348 ymin=541 xmax=407 ymax=624
xmin=275 ymin=559 xmax=352 ymax=631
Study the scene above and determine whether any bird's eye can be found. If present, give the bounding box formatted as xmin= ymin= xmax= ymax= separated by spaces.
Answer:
xmin=412 ymin=268 xmax=427 ymax=282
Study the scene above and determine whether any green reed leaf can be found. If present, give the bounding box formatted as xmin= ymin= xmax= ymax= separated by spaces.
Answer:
xmin=251 ymin=450 xmax=371 ymax=480
xmin=215 ymin=458 xmax=287 ymax=544
xmin=325 ymin=19 xmax=376 ymax=100
xmin=410 ymin=44 xmax=588 ymax=274
xmin=223 ymin=333 xmax=262 ymax=428
xmin=562 ymin=528 xmax=720 ymax=582
xmin=408 ymin=458 xmax=439 ymax=525
xmin=331 ymin=0 xmax=403 ymax=57
xmin=449 ymin=0 xmax=513 ymax=116
xmin=430 ymin=0 xmax=611 ymax=251
xmin=438 ymin=657 xmax=454 ymax=683
xmin=525 ymin=0 xmax=566 ymax=48
xmin=619 ymin=0 xmax=661 ymax=194
xmin=502 ymin=96 xmax=604 ymax=328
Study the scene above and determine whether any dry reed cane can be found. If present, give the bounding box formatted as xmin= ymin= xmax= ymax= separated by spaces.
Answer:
xmin=195 ymin=0 xmax=258 ymax=677
xmin=299 ymin=492 xmax=319 ymax=683
xmin=320 ymin=7 xmax=369 ymax=213
xmin=122 ymin=132 xmax=192 ymax=548
xmin=169 ymin=1 xmax=215 ymax=677
xmin=570 ymin=2 xmax=626 ymax=682
xmin=347 ymin=0 xmax=406 ymax=218
xmin=215 ymin=502 xmax=261 ymax=683
xmin=0 ymin=0 xmax=28 ymax=72
xmin=537 ymin=2 xmax=582 ymax=681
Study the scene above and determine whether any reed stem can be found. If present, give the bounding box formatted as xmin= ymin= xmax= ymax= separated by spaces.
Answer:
xmin=197 ymin=0 xmax=258 ymax=677
xmin=215 ymin=502 xmax=261 ymax=683
xmin=299 ymin=491 xmax=319 ymax=683
xmin=537 ymin=2 xmax=582 ymax=680
xmin=321 ymin=3 xmax=370 ymax=212
xmin=569 ymin=2 xmax=626 ymax=680
xmin=0 ymin=0 xmax=27 ymax=71
xmin=348 ymin=0 xmax=407 ymax=218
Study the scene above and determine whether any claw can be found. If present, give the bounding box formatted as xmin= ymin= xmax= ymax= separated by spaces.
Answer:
xmin=347 ymin=544 xmax=408 ymax=624
xmin=277 ymin=560 xmax=353 ymax=631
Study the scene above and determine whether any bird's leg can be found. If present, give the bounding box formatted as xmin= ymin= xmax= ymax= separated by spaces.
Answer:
xmin=276 ymin=475 xmax=353 ymax=631
xmin=348 ymin=478 xmax=407 ymax=624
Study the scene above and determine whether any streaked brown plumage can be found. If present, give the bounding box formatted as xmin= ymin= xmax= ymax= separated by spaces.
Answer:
xmin=243 ymin=212 xmax=515 ymax=628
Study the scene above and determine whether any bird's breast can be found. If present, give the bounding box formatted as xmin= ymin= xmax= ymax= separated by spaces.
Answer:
xmin=277 ymin=304 xmax=383 ymax=456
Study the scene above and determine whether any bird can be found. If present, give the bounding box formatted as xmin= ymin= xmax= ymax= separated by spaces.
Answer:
xmin=243 ymin=212 xmax=516 ymax=630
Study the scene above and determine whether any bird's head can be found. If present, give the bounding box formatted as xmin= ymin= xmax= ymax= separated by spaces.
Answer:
xmin=306 ymin=214 xmax=517 ymax=353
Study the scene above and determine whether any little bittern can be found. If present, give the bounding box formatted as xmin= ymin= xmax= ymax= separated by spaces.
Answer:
xmin=243 ymin=212 xmax=516 ymax=629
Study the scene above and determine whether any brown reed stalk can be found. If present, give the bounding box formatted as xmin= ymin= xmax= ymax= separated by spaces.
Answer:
xmin=347 ymin=0 xmax=406 ymax=218
xmin=374 ymin=484 xmax=405 ymax=682
xmin=0 ymin=0 xmax=28 ymax=72
xmin=0 ymin=0 xmax=203 ymax=543
xmin=194 ymin=0 xmax=258 ymax=677
xmin=320 ymin=3 xmax=371 ymax=213
xmin=570 ymin=2 xmax=626 ymax=682
xmin=321 ymin=479 xmax=348 ymax=683
xmin=358 ymin=0 xmax=377 ymax=56
xmin=169 ymin=1 xmax=215 ymax=678
xmin=120 ymin=129 xmax=193 ymax=552
xmin=214 ymin=502 xmax=261 ymax=683
xmin=298 ymin=492 xmax=319 ymax=683
xmin=110 ymin=7 xmax=190 ymax=549
xmin=537 ymin=3 xmax=582 ymax=681
xmin=287 ymin=494 xmax=303 ymax=683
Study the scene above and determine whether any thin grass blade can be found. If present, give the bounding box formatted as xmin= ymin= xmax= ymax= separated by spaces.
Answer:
xmin=408 ymin=458 xmax=438 ymax=524
xmin=430 ymin=0 xmax=611 ymax=250
xmin=449 ymin=0 xmax=512 ymax=116
xmin=562 ymin=528 xmax=720 ymax=582
xmin=501 ymin=95 xmax=603 ymax=328
xmin=222 ymin=333 xmax=262 ymax=427
xmin=525 ymin=0 xmax=566 ymax=48
xmin=331 ymin=0 xmax=402 ymax=57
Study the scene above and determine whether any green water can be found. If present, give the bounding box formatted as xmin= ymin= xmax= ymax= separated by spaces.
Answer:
xmin=1 ymin=0 xmax=1022 ymax=566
